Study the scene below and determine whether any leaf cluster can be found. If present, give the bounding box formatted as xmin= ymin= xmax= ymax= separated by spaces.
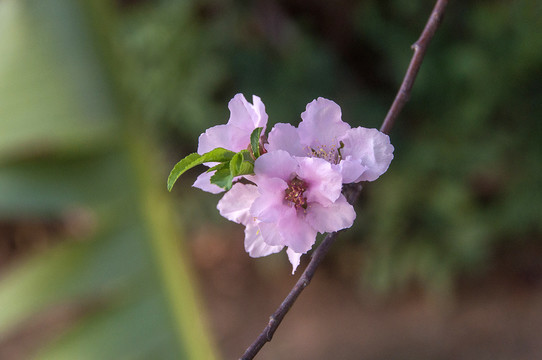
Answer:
xmin=167 ymin=127 xmax=263 ymax=191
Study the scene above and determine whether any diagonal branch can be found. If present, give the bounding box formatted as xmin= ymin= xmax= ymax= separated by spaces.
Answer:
xmin=240 ymin=1 xmax=448 ymax=358
xmin=380 ymin=0 xmax=449 ymax=135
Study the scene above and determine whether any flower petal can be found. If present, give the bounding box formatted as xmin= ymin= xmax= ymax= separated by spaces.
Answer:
xmin=266 ymin=123 xmax=305 ymax=156
xmin=254 ymin=150 xmax=298 ymax=181
xmin=297 ymin=157 xmax=342 ymax=206
xmin=258 ymin=221 xmax=285 ymax=247
xmin=245 ymin=221 xmax=283 ymax=257
xmin=286 ymin=248 xmax=302 ymax=274
xmin=278 ymin=213 xmax=317 ymax=253
xmin=217 ymin=183 xmax=258 ymax=224
xmin=340 ymin=127 xmax=394 ymax=182
xmin=250 ymin=177 xmax=289 ymax=222
xmin=305 ymin=194 xmax=356 ymax=233
xmin=299 ymin=98 xmax=351 ymax=148
xmin=335 ymin=157 xmax=366 ymax=184
xmin=197 ymin=124 xmax=233 ymax=154
xmin=227 ymin=94 xmax=268 ymax=133
xmin=198 ymin=94 xmax=268 ymax=154
xmin=192 ymin=171 xmax=224 ymax=194
xmin=250 ymin=95 xmax=268 ymax=129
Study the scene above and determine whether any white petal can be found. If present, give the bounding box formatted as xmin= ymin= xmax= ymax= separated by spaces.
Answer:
xmin=244 ymin=221 xmax=283 ymax=257
xmin=193 ymin=171 xmax=224 ymax=194
xmin=305 ymin=194 xmax=356 ymax=233
xmin=341 ymin=127 xmax=394 ymax=182
xmin=335 ymin=158 xmax=366 ymax=184
xmin=217 ymin=183 xmax=259 ymax=224
xmin=258 ymin=221 xmax=285 ymax=247
xmin=251 ymin=95 xmax=268 ymax=129
xmin=286 ymin=248 xmax=303 ymax=274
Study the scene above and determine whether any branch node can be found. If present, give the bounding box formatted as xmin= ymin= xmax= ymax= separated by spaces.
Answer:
xmin=266 ymin=327 xmax=274 ymax=341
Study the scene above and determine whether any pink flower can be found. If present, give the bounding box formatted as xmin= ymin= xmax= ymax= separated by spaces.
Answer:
xmin=266 ymin=97 xmax=394 ymax=183
xmin=217 ymin=183 xmax=284 ymax=258
xmin=193 ymin=94 xmax=268 ymax=193
xmin=219 ymin=150 xmax=356 ymax=273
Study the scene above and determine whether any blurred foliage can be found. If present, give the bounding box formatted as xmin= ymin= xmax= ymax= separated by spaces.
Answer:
xmin=0 ymin=0 xmax=216 ymax=359
xmin=360 ymin=0 xmax=542 ymax=293
xmin=118 ymin=0 xmax=542 ymax=295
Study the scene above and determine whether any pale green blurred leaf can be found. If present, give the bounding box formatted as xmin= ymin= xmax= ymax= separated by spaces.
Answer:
xmin=0 ymin=1 xmax=217 ymax=359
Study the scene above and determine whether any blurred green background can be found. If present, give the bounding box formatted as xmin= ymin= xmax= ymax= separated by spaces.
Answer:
xmin=1 ymin=0 xmax=541 ymax=359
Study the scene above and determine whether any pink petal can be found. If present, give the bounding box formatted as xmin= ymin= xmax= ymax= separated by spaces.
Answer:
xmin=228 ymin=124 xmax=254 ymax=152
xmin=217 ymin=183 xmax=258 ymax=224
xmin=227 ymin=94 xmax=268 ymax=133
xmin=286 ymin=248 xmax=302 ymax=274
xmin=278 ymin=213 xmax=317 ymax=253
xmin=297 ymin=157 xmax=342 ymax=206
xmin=340 ymin=127 xmax=394 ymax=182
xmin=305 ymin=194 xmax=356 ymax=233
xmin=197 ymin=124 xmax=233 ymax=154
xmin=192 ymin=171 xmax=224 ymax=194
xmin=250 ymin=95 xmax=268 ymax=129
xmin=244 ymin=221 xmax=283 ymax=257
xmin=254 ymin=150 xmax=298 ymax=181
xmin=266 ymin=123 xmax=305 ymax=156
xmin=258 ymin=221 xmax=285 ymax=247
xmin=299 ymin=98 xmax=351 ymax=148
xmin=335 ymin=158 xmax=366 ymax=184
xmin=199 ymin=94 xmax=268 ymax=154
xmin=250 ymin=177 xmax=289 ymax=222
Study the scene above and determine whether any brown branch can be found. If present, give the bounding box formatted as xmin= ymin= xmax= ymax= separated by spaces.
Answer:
xmin=240 ymin=1 xmax=448 ymax=358
xmin=241 ymin=230 xmax=341 ymax=360
xmin=380 ymin=0 xmax=449 ymax=135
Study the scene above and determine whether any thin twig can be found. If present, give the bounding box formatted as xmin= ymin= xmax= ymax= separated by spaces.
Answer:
xmin=241 ymin=231 xmax=340 ymax=359
xmin=380 ymin=0 xmax=449 ymax=135
xmin=241 ymin=1 xmax=448 ymax=358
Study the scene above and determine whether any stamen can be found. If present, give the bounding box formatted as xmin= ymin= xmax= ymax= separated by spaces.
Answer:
xmin=306 ymin=140 xmax=342 ymax=164
xmin=284 ymin=177 xmax=308 ymax=210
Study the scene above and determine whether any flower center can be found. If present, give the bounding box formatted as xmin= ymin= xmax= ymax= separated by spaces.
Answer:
xmin=306 ymin=141 xmax=344 ymax=164
xmin=284 ymin=177 xmax=308 ymax=210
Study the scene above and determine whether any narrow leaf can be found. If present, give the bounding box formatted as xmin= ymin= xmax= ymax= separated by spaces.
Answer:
xmin=167 ymin=148 xmax=235 ymax=191
xmin=206 ymin=162 xmax=229 ymax=173
xmin=250 ymin=127 xmax=263 ymax=159
xmin=210 ymin=168 xmax=233 ymax=190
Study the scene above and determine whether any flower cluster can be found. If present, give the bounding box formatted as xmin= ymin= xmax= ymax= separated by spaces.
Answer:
xmin=168 ymin=94 xmax=394 ymax=273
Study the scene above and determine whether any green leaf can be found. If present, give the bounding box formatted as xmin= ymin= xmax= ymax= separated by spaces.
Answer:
xmin=250 ymin=127 xmax=263 ymax=159
xmin=167 ymin=148 xmax=235 ymax=191
xmin=230 ymin=150 xmax=254 ymax=177
xmin=203 ymin=150 xmax=254 ymax=191
xmin=210 ymin=167 xmax=233 ymax=190
xmin=206 ymin=162 xmax=229 ymax=173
